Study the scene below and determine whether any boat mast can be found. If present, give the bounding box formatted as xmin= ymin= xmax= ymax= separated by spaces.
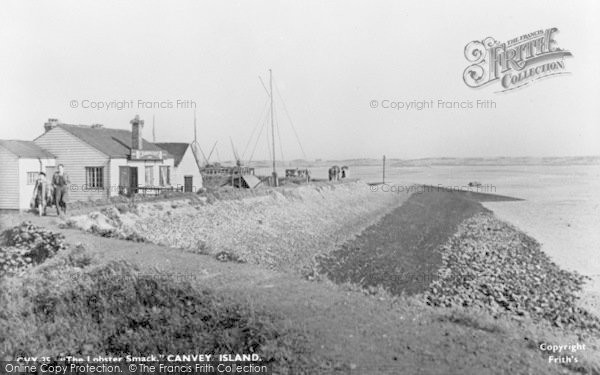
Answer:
xmin=194 ymin=109 xmax=197 ymax=143
xmin=152 ymin=114 xmax=156 ymax=142
xmin=269 ymin=69 xmax=278 ymax=186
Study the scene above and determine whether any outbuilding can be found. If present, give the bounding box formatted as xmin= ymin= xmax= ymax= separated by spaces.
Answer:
xmin=0 ymin=140 xmax=56 ymax=210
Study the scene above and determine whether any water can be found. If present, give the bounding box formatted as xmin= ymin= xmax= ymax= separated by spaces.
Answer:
xmin=263 ymin=164 xmax=600 ymax=292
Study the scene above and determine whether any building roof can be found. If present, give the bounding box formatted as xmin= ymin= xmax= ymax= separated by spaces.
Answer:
xmin=56 ymin=124 xmax=171 ymax=159
xmin=0 ymin=140 xmax=55 ymax=158
xmin=155 ymin=142 xmax=189 ymax=167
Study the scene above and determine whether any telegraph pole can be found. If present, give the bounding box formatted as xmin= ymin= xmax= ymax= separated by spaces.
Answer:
xmin=382 ymin=155 xmax=386 ymax=184
xmin=269 ymin=69 xmax=278 ymax=186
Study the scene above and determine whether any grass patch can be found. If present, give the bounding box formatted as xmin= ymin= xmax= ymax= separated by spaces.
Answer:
xmin=0 ymin=251 xmax=319 ymax=373
xmin=437 ymin=308 xmax=508 ymax=334
xmin=436 ymin=307 xmax=600 ymax=373
xmin=519 ymin=326 xmax=600 ymax=374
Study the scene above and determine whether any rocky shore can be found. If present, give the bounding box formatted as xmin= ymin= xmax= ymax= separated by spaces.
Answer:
xmin=424 ymin=212 xmax=600 ymax=333
xmin=312 ymin=188 xmax=600 ymax=338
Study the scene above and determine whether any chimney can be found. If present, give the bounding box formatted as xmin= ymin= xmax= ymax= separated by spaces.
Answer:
xmin=130 ymin=115 xmax=144 ymax=150
xmin=44 ymin=118 xmax=60 ymax=132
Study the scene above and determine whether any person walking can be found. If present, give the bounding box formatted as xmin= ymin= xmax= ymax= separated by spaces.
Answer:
xmin=31 ymin=171 xmax=50 ymax=216
xmin=52 ymin=164 xmax=70 ymax=216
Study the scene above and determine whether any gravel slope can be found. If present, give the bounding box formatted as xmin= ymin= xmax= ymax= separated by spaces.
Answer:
xmin=65 ymin=182 xmax=408 ymax=272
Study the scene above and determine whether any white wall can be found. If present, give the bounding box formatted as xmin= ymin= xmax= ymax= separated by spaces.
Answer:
xmin=172 ymin=148 xmax=203 ymax=191
xmin=0 ymin=146 xmax=19 ymax=209
xmin=35 ymin=127 xmax=110 ymax=201
xmin=108 ymin=157 xmax=175 ymax=197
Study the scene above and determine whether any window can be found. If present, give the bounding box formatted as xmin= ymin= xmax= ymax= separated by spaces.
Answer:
xmin=159 ymin=166 xmax=170 ymax=186
xmin=145 ymin=166 xmax=154 ymax=186
xmin=27 ymin=172 xmax=38 ymax=185
xmin=85 ymin=167 xmax=104 ymax=188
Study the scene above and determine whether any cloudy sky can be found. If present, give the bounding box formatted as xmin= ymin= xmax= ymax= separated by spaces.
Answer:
xmin=1 ymin=0 xmax=598 ymax=160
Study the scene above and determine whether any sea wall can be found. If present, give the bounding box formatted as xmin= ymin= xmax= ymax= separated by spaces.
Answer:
xmin=66 ymin=182 xmax=408 ymax=271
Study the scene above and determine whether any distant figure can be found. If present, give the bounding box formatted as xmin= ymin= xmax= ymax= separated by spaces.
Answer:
xmin=52 ymin=164 xmax=70 ymax=215
xmin=31 ymin=172 xmax=51 ymax=216
xmin=341 ymin=166 xmax=349 ymax=179
xmin=328 ymin=165 xmax=341 ymax=181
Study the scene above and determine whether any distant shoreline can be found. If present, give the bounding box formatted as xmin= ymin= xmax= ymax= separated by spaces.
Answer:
xmin=246 ymin=156 xmax=600 ymax=168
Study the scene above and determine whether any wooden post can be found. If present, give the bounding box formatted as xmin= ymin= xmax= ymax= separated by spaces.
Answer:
xmin=382 ymin=155 xmax=386 ymax=184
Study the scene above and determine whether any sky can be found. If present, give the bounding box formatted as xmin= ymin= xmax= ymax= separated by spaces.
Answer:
xmin=0 ymin=0 xmax=598 ymax=161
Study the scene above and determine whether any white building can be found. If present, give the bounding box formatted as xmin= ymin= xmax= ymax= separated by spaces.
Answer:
xmin=0 ymin=140 xmax=56 ymax=210
xmin=155 ymin=143 xmax=203 ymax=192
xmin=0 ymin=116 xmax=205 ymax=210
xmin=34 ymin=116 xmax=175 ymax=200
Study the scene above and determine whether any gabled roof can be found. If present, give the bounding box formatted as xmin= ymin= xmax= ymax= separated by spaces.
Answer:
xmin=155 ymin=143 xmax=189 ymax=167
xmin=55 ymin=124 xmax=170 ymax=158
xmin=0 ymin=140 xmax=55 ymax=158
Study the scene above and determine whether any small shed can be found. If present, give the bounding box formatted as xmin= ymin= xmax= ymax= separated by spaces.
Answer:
xmin=0 ymin=140 xmax=56 ymax=210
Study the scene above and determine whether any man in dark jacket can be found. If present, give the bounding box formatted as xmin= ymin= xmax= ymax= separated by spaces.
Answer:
xmin=52 ymin=164 xmax=70 ymax=215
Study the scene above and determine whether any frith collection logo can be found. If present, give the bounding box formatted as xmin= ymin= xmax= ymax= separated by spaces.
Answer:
xmin=463 ymin=28 xmax=572 ymax=92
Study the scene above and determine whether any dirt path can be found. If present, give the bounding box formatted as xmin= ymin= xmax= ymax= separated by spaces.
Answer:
xmin=0 ymin=212 xmax=574 ymax=375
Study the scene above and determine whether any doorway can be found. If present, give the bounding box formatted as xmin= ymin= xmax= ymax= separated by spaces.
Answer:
xmin=184 ymin=176 xmax=193 ymax=192
xmin=119 ymin=166 xmax=139 ymax=196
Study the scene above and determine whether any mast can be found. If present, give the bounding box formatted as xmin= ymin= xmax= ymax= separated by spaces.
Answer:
xmin=190 ymin=109 xmax=205 ymax=172
xmin=269 ymin=69 xmax=278 ymax=186
xmin=194 ymin=109 xmax=197 ymax=143
xmin=152 ymin=115 xmax=156 ymax=142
